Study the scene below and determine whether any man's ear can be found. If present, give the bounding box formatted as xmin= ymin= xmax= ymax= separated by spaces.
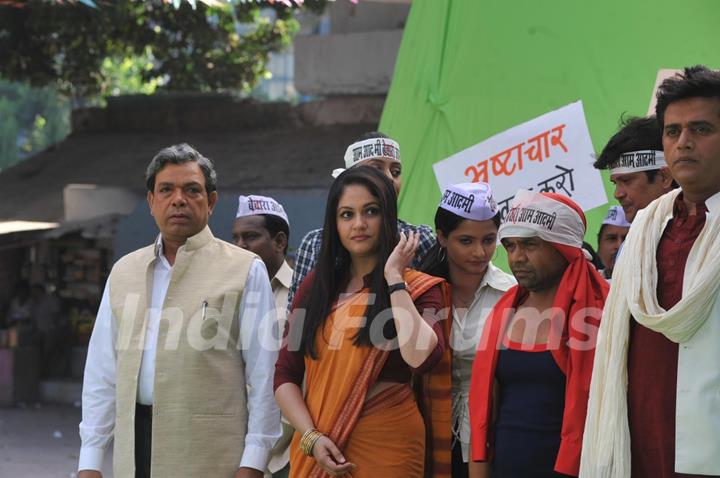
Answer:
xmin=147 ymin=191 xmax=154 ymax=216
xmin=659 ymin=166 xmax=675 ymax=191
xmin=207 ymin=191 xmax=219 ymax=215
xmin=273 ymin=231 xmax=288 ymax=254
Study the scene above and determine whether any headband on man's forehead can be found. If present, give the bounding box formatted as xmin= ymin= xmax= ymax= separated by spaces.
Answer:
xmin=608 ymin=150 xmax=666 ymax=175
xmin=499 ymin=190 xmax=585 ymax=248
xmin=331 ymin=137 xmax=401 ymax=178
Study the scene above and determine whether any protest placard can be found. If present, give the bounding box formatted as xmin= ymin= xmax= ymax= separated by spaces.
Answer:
xmin=647 ymin=69 xmax=681 ymax=115
xmin=432 ymin=101 xmax=607 ymax=219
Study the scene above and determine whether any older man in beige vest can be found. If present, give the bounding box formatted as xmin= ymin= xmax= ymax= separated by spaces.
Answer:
xmin=78 ymin=144 xmax=281 ymax=478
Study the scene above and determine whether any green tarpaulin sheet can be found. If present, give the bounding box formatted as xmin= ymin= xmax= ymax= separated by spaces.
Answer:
xmin=380 ymin=0 xmax=719 ymax=269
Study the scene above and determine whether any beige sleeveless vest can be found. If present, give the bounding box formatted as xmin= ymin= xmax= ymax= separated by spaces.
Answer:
xmin=108 ymin=226 xmax=256 ymax=478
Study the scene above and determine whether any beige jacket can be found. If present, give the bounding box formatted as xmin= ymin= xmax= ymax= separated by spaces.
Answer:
xmin=109 ymin=226 xmax=256 ymax=478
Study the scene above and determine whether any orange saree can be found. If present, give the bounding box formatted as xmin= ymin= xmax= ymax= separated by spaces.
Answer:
xmin=289 ymin=269 xmax=448 ymax=478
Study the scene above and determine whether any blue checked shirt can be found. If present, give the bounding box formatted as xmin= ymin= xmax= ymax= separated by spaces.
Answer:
xmin=287 ymin=219 xmax=436 ymax=311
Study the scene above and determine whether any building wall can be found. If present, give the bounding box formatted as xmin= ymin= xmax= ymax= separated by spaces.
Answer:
xmin=64 ymin=185 xmax=140 ymax=222
xmin=294 ymin=29 xmax=403 ymax=96
xmin=329 ymin=0 xmax=410 ymax=34
xmin=293 ymin=0 xmax=410 ymax=96
xmin=112 ymin=190 xmax=328 ymax=263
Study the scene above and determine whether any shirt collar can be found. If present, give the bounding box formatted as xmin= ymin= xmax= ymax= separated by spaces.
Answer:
xmin=705 ymin=190 xmax=720 ymax=215
xmin=154 ymin=234 xmax=164 ymax=258
xmin=184 ymin=226 xmax=214 ymax=251
xmin=673 ymin=191 xmax=710 ymax=219
xmin=477 ymin=262 xmax=516 ymax=295
xmin=153 ymin=226 xmax=215 ymax=259
xmin=153 ymin=235 xmax=171 ymax=269
xmin=272 ymin=260 xmax=293 ymax=289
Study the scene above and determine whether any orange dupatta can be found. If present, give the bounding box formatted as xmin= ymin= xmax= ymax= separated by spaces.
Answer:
xmin=290 ymin=269 xmax=447 ymax=478
xmin=416 ymin=278 xmax=453 ymax=478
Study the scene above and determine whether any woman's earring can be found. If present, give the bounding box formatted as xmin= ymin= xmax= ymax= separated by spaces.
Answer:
xmin=438 ymin=246 xmax=447 ymax=263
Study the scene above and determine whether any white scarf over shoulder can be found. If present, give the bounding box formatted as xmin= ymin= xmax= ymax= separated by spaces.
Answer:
xmin=580 ymin=188 xmax=720 ymax=477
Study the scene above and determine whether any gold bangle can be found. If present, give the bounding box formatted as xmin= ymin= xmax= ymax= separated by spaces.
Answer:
xmin=299 ymin=428 xmax=314 ymax=455
xmin=299 ymin=430 xmax=311 ymax=454
xmin=300 ymin=433 xmax=314 ymax=455
xmin=299 ymin=428 xmax=323 ymax=456
xmin=305 ymin=432 xmax=322 ymax=456
xmin=304 ymin=431 xmax=322 ymax=455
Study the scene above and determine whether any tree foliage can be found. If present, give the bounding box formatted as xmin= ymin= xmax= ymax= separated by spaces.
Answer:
xmin=0 ymin=0 xmax=328 ymax=96
xmin=0 ymin=79 xmax=71 ymax=171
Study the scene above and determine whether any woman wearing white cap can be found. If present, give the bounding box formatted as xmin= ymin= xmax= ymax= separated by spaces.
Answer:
xmin=419 ymin=182 xmax=516 ymax=478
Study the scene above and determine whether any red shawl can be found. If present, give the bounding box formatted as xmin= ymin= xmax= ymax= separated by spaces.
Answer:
xmin=469 ymin=193 xmax=609 ymax=476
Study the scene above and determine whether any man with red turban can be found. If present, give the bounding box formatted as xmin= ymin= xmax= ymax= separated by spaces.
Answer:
xmin=469 ymin=191 xmax=609 ymax=478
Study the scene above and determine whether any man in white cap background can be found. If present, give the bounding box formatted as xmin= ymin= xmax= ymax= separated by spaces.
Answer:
xmin=233 ymin=195 xmax=293 ymax=316
xmin=593 ymin=116 xmax=677 ymax=222
xmin=232 ymin=194 xmax=293 ymax=478
xmin=596 ymin=205 xmax=631 ymax=280
xmin=287 ymin=131 xmax=435 ymax=308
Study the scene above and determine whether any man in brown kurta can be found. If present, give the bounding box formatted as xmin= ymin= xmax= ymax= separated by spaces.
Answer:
xmin=626 ymin=66 xmax=720 ymax=477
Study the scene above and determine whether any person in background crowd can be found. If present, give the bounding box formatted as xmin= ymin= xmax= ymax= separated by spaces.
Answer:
xmin=582 ymin=66 xmax=720 ymax=478
xmin=233 ymin=195 xmax=292 ymax=310
xmin=233 ymin=194 xmax=293 ymax=478
xmin=287 ymin=131 xmax=435 ymax=310
xmin=274 ymin=167 xmax=448 ymax=478
xmin=581 ymin=242 xmax=604 ymax=272
xmin=419 ymin=182 xmax=516 ymax=478
xmin=29 ymin=283 xmax=64 ymax=376
xmin=596 ymin=206 xmax=631 ymax=280
xmin=470 ymin=191 xmax=609 ymax=478
xmin=6 ymin=280 xmax=32 ymax=327
xmin=78 ymin=144 xmax=281 ymax=478
xmin=593 ymin=115 xmax=676 ymax=222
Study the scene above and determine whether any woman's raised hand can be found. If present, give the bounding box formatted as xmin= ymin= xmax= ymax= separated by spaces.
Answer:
xmin=385 ymin=231 xmax=419 ymax=283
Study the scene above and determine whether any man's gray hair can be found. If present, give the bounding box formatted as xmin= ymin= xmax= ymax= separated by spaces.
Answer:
xmin=145 ymin=143 xmax=218 ymax=194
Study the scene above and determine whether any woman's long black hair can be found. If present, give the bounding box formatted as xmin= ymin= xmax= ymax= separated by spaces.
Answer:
xmin=299 ymin=166 xmax=400 ymax=358
xmin=419 ymin=207 xmax=501 ymax=281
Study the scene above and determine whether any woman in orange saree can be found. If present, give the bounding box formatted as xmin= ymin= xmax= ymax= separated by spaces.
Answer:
xmin=274 ymin=167 xmax=448 ymax=477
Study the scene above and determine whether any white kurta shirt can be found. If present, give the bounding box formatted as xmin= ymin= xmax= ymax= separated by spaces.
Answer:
xmin=78 ymin=239 xmax=281 ymax=472
xmin=672 ymin=191 xmax=720 ymax=474
xmin=450 ymin=262 xmax=516 ymax=462
xmin=267 ymin=259 xmax=294 ymax=474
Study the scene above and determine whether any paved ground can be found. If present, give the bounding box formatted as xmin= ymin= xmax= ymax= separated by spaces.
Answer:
xmin=0 ymin=404 xmax=112 ymax=477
